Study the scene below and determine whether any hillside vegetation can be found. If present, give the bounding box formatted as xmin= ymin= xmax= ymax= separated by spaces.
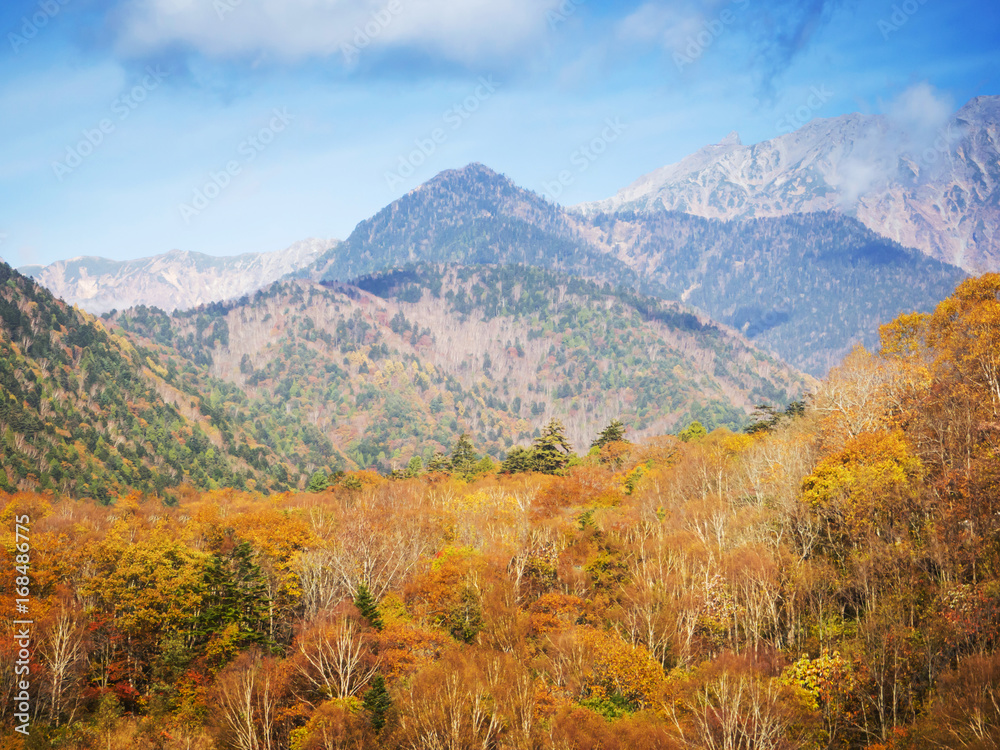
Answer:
xmin=0 ymin=263 xmax=283 ymax=499
xmin=2 ymin=274 xmax=1000 ymax=749
xmin=110 ymin=264 xmax=807 ymax=478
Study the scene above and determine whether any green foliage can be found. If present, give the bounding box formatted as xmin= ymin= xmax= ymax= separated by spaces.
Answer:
xmin=500 ymin=446 xmax=536 ymax=475
xmin=579 ymin=692 xmax=633 ymax=721
xmin=678 ymin=421 xmax=707 ymax=443
xmin=362 ymin=675 xmax=392 ymax=732
xmin=405 ymin=455 xmax=423 ymax=477
xmin=307 ymin=470 xmax=329 ymax=492
xmin=533 ymin=419 xmax=573 ymax=474
xmin=450 ymin=433 xmax=479 ymax=477
xmin=0 ymin=263 xmax=267 ymax=498
xmin=354 ymin=583 xmax=383 ymax=631
xmin=592 ymin=419 xmax=628 ymax=449
xmin=195 ymin=541 xmax=274 ymax=661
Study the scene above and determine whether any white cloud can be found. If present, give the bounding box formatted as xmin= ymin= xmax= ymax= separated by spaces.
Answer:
xmin=616 ymin=1 xmax=729 ymax=52
xmin=112 ymin=0 xmax=564 ymax=66
xmin=885 ymin=82 xmax=953 ymax=135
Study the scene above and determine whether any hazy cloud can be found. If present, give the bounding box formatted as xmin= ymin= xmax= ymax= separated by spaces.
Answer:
xmin=617 ymin=0 xmax=845 ymax=98
xmin=884 ymin=81 xmax=954 ymax=142
xmin=828 ymin=83 xmax=962 ymax=205
xmin=112 ymin=0 xmax=564 ymax=67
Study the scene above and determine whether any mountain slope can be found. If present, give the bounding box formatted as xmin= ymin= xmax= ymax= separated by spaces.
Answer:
xmin=19 ymin=238 xmax=335 ymax=314
xmin=580 ymin=210 xmax=965 ymax=374
xmin=313 ymin=164 xmax=637 ymax=286
xmin=111 ymin=265 xmax=810 ymax=472
xmin=310 ymin=164 xmax=965 ymax=375
xmin=0 ymin=262 xmax=291 ymax=498
xmin=581 ymin=96 xmax=1000 ymax=272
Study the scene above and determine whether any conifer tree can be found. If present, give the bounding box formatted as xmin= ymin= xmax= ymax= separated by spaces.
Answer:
xmin=307 ymin=470 xmax=328 ymax=492
xmin=533 ymin=419 xmax=573 ymax=474
xmin=592 ymin=418 xmax=628 ymax=449
xmin=354 ymin=582 xmax=383 ymax=631
xmin=363 ymin=674 xmax=392 ymax=732
xmin=450 ymin=432 xmax=479 ymax=476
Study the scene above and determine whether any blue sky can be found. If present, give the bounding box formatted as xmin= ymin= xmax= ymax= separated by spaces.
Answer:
xmin=0 ymin=0 xmax=997 ymax=267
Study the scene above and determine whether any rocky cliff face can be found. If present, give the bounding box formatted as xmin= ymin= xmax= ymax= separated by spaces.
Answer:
xmin=18 ymin=238 xmax=336 ymax=313
xmin=582 ymin=96 xmax=1000 ymax=272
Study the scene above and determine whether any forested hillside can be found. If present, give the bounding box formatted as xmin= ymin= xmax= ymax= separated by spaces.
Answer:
xmin=110 ymin=265 xmax=808 ymax=477
xmin=0 ymin=263 xmax=285 ymax=499
xmin=3 ymin=274 xmax=999 ymax=749
xmin=310 ymin=164 xmax=965 ymax=374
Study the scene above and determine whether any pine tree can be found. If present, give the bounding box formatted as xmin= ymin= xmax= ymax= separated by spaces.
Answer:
xmin=363 ymin=675 xmax=392 ymax=732
xmin=450 ymin=432 xmax=479 ymax=476
xmin=307 ymin=470 xmax=329 ymax=492
xmin=405 ymin=455 xmax=423 ymax=477
xmin=532 ymin=419 xmax=573 ymax=474
xmin=196 ymin=541 xmax=272 ymax=656
xmin=354 ymin=582 xmax=383 ymax=630
xmin=500 ymin=446 xmax=536 ymax=474
xmin=592 ymin=418 xmax=628 ymax=449
xmin=426 ymin=451 xmax=452 ymax=473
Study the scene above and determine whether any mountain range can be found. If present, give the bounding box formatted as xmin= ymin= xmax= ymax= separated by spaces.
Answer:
xmin=310 ymin=163 xmax=965 ymax=375
xmin=582 ymin=95 xmax=999 ymax=273
xmin=18 ymin=238 xmax=334 ymax=314
xmin=17 ymin=101 xmax=992 ymax=378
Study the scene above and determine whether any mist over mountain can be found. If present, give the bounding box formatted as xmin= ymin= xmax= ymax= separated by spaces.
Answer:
xmin=580 ymin=95 xmax=1000 ymax=273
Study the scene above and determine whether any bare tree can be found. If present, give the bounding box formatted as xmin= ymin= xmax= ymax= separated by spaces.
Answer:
xmin=296 ymin=615 xmax=378 ymax=701
xmin=38 ymin=605 xmax=87 ymax=727
xmin=215 ymin=650 xmax=279 ymax=750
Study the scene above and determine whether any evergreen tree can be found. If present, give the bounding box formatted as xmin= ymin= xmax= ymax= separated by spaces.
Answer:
xmin=532 ymin=419 xmax=573 ymax=474
xmin=500 ymin=446 xmax=536 ymax=475
xmin=405 ymin=455 xmax=423 ymax=477
xmin=196 ymin=541 xmax=272 ymax=657
xmin=450 ymin=432 xmax=479 ymax=476
xmin=592 ymin=418 xmax=628 ymax=449
xmin=363 ymin=675 xmax=392 ymax=732
xmin=307 ymin=470 xmax=328 ymax=492
xmin=426 ymin=451 xmax=452 ymax=473
xmin=354 ymin=582 xmax=383 ymax=631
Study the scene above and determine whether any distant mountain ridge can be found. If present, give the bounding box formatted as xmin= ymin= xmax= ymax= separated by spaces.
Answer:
xmin=580 ymin=95 xmax=1000 ymax=273
xmin=19 ymin=238 xmax=335 ymax=314
xmin=307 ymin=164 xmax=965 ymax=375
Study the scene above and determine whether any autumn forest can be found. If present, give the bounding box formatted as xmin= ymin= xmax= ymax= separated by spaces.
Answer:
xmin=1 ymin=273 xmax=999 ymax=749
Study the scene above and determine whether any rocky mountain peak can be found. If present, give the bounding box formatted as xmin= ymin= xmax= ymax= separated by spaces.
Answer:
xmin=577 ymin=96 xmax=999 ymax=272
